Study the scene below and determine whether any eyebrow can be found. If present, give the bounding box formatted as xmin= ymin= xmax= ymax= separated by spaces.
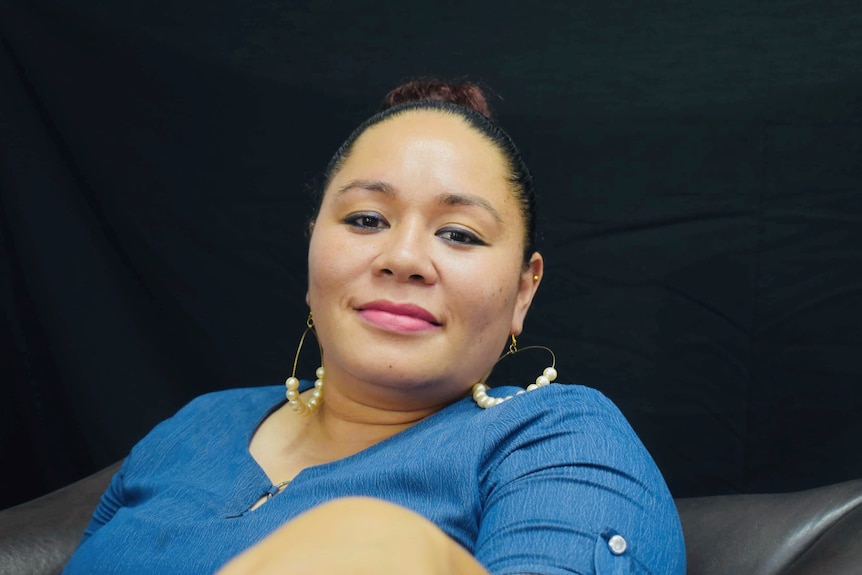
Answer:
xmin=335 ymin=179 xmax=504 ymax=223
xmin=335 ymin=179 xmax=397 ymax=197
xmin=437 ymin=192 xmax=503 ymax=224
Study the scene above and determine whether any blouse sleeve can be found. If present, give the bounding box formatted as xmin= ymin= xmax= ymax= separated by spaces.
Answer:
xmin=72 ymin=389 xmax=216 ymax=546
xmin=78 ymin=462 xmax=127 ymax=544
xmin=473 ymin=386 xmax=685 ymax=575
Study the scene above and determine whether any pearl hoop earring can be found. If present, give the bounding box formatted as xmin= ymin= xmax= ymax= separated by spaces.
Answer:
xmin=284 ymin=313 xmax=324 ymax=415
xmin=472 ymin=334 xmax=557 ymax=409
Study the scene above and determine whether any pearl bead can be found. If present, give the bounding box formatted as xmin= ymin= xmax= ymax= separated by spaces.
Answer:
xmin=283 ymin=367 xmax=325 ymax=414
xmin=472 ymin=364 xmax=558 ymax=409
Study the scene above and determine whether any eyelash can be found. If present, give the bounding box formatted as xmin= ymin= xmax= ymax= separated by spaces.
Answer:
xmin=343 ymin=213 xmax=486 ymax=246
xmin=344 ymin=213 xmax=387 ymax=230
xmin=436 ymin=227 xmax=485 ymax=245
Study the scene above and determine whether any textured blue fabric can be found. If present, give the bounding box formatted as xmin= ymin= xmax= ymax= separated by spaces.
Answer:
xmin=62 ymin=383 xmax=685 ymax=574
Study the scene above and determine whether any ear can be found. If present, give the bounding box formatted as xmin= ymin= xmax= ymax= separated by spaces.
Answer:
xmin=510 ymin=252 xmax=544 ymax=336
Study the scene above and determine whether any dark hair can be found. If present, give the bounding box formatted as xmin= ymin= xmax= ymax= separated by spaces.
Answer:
xmin=316 ymin=79 xmax=537 ymax=264
xmin=383 ymin=79 xmax=495 ymax=119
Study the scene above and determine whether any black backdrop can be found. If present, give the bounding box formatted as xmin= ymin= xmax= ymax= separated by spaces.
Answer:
xmin=2 ymin=0 xmax=861 ymax=511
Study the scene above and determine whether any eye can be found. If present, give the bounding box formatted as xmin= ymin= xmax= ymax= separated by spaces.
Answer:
xmin=437 ymin=227 xmax=486 ymax=245
xmin=344 ymin=212 xmax=388 ymax=230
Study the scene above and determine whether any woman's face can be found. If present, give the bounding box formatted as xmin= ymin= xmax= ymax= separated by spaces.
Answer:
xmin=307 ymin=110 xmax=543 ymax=406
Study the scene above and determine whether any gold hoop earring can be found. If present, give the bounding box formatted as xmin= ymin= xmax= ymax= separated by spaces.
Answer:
xmin=471 ymin=334 xmax=557 ymax=408
xmin=284 ymin=312 xmax=324 ymax=414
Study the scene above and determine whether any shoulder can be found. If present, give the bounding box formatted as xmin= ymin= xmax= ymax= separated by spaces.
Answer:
xmin=473 ymin=383 xmax=685 ymax=573
xmin=173 ymin=385 xmax=284 ymax=418
xmin=481 ymin=383 xmax=637 ymax=444
xmin=128 ymin=385 xmax=283 ymax=452
xmin=477 ymin=382 xmax=673 ymax=510
xmin=171 ymin=385 xmax=283 ymax=418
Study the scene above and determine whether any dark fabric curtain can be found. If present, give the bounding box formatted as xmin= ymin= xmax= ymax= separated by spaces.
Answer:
xmin=2 ymin=0 xmax=861 ymax=510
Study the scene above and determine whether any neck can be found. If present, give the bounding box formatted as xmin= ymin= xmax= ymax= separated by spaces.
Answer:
xmin=297 ymin=369 xmax=467 ymax=452
xmin=310 ymin=385 xmax=437 ymax=441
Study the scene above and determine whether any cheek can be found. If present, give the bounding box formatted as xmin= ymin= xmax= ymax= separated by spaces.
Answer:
xmin=307 ymin=230 xmax=379 ymax=311
xmin=450 ymin=259 xmax=521 ymax=323
xmin=307 ymin=234 xmax=347 ymax=305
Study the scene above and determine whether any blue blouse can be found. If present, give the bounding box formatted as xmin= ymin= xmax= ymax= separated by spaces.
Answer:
xmin=63 ymin=383 xmax=685 ymax=574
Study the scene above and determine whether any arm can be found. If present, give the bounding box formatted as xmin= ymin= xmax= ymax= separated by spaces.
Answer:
xmin=474 ymin=387 xmax=686 ymax=574
xmin=216 ymin=497 xmax=489 ymax=575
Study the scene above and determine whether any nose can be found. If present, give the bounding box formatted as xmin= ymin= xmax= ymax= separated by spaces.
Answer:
xmin=375 ymin=220 xmax=437 ymax=284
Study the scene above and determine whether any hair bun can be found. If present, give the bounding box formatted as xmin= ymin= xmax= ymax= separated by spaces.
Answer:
xmin=383 ymin=78 xmax=493 ymax=119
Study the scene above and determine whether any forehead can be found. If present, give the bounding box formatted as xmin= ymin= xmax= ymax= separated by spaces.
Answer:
xmin=328 ymin=110 xmax=514 ymax=205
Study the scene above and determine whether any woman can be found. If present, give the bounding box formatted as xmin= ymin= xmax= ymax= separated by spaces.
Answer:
xmin=62 ymin=80 xmax=685 ymax=574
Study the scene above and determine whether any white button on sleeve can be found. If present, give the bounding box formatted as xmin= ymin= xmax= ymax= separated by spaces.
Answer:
xmin=608 ymin=534 xmax=627 ymax=555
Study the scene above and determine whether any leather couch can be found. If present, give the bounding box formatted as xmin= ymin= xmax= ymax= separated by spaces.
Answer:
xmin=677 ymin=479 xmax=862 ymax=574
xmin=1 ymin=466 xmax=860 ymax=575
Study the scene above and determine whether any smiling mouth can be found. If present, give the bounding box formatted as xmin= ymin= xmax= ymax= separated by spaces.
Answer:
xmin=357 ymin=302 xmax=441 ymax=333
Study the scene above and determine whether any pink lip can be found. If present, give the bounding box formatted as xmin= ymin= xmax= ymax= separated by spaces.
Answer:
xmin=357 ymin=301 xmax=441 ymax=333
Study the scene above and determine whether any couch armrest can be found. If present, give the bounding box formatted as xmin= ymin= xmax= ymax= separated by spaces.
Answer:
xmin=0 ymin=461 xmax=121 ymax=575
xmin=676 ymin=479 xmax=862 ymax=575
